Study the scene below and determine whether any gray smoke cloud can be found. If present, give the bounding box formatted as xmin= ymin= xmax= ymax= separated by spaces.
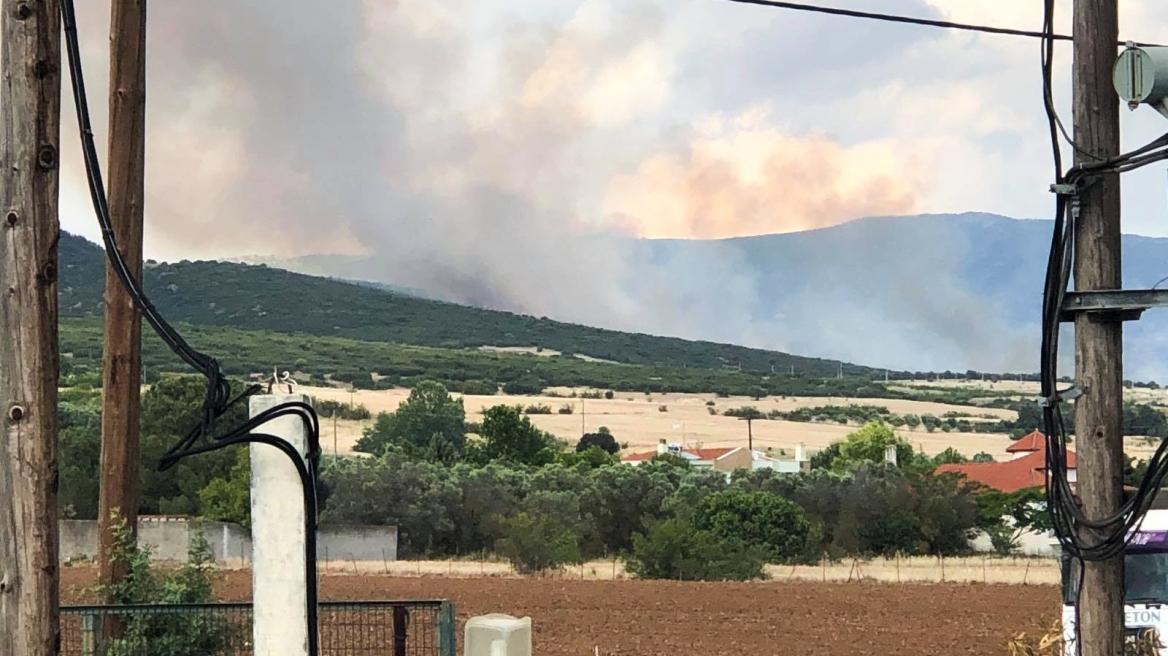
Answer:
xmin=59 ymin=0 xmax=1044 ymax=373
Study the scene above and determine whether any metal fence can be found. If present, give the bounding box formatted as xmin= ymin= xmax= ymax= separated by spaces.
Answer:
xmin=60 ymin=601 xmax=457 ymax=656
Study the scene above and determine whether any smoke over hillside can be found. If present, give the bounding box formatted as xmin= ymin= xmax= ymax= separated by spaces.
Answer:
xmin=60 ymin=0 xmax=1042 ymax=373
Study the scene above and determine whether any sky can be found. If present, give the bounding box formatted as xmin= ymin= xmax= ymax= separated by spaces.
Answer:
xmin=53 ymin=0 xmax=1168 ymax=372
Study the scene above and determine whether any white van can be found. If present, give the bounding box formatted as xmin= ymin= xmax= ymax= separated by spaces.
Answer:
xmin=1060 ymin=508 xmax=1168 ymax=654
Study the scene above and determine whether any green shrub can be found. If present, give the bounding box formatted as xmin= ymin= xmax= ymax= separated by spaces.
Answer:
xmin=558 ymin=404 xmax=575 ymax=415
xmin=525 ymin=404 xmax=553 ymax=415
xmin=460 ymin=380 xmax=498 ymax=396
xmin=98 ymin=517 xmax=241 ymax=656
xmin=494 ymin=511 xmax=582 ymax=574
xmin=986 ymin=524 xmax=1019 ymax=556
xmin=624 ymin=518 xmax=767 ymax=581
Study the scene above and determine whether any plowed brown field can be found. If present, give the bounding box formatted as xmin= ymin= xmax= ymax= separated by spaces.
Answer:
xmin=61 ymin=568 xmax=1059 ymax=655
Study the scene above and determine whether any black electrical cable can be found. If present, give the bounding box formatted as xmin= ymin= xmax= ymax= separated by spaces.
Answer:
xmin=59 ymin=2 xmax=323 ymax=654
xmin=720 ymin=0 xmax=1162 ymax=47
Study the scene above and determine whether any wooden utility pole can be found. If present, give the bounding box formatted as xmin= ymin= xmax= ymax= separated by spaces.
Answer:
xmin=1072 ymin=0 xmax=1124 ymax=654
xmin=98 ymin=0 xmax=147 ymax=597
xmin=0 ymin=0 xmax=63 ymax=652
xmin=740 ymin=416 xmax=754 ymax=451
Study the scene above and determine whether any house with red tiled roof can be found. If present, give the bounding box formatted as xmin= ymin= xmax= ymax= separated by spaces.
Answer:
xmin=621 ymin=440 xmax=811 ymax=475
xmin=1005 ymin=430 xmax=1046 ymax=459
xmin=936 ymin=431 xmax=1076 ymax=493
xmin=621 ymin=442 xmax=737 ymax=470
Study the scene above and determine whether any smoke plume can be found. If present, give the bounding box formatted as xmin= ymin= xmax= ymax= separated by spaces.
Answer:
xmin=58 ymin=0 xmax=1034 ymax=372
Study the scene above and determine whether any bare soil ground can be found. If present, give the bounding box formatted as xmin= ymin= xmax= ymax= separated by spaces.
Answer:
xmin=60 ymin=567 xmax=1059 ymax=655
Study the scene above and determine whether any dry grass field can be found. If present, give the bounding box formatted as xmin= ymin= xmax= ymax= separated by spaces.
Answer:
xmin=304 ymin=556 xmax=1060 ymax=586
xmin=305 ymin=380 xmax=1164 ymax=461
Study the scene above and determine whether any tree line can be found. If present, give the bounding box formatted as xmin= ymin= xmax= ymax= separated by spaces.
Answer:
xmin=58 ymin=376 xmax=1078 ymax=580
xmin=722 ymin=400 xmax=1168 ymax=439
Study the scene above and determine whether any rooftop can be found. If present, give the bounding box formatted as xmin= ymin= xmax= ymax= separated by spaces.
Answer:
xmin=937 ymin=445 xmax=1075 ymax=493
xmin=621 ymin=446 xmax=739 ymax=463
xmin=1006 ymin=429 xmax=1045 ymax=453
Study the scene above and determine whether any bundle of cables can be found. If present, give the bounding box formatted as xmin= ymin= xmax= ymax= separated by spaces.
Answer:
xmin=1038 ymin=0 xmax=1168 ymax=564
xmin=59 ymin=2 xmax=324 ymax=654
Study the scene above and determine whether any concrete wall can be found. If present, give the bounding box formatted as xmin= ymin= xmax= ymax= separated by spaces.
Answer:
xmin=968 ymin=528 xmax=1056 ymax=557
xmin=319 ymin=526 xmax=398 ymax=563
xmin=59 ymin=518 xmax=397 ymax=567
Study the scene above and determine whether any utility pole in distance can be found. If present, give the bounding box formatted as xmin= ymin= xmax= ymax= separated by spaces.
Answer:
xmin=739 ymin=415 xmax=754 ymax=451
xmin=1072 ymin=0 xmax=1124 ymax=654
xmin=98 ymin=0 xmax=148 ymax=603
xmin=0 ymin=0 xmax=63 ymax=652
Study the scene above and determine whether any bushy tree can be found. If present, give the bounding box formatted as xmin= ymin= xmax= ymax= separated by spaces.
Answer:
xmin=354 ymin=381 xmax=466 ymax=462
xmin=808 ymin=443 xmax=841 ymax=471
xmin=58 ymin=401 xmax=102 ymax=519
xmin=970 ymin=485 xmax=1051 ymax=556
xmin=624 ymin=518 xmax=767 ymax=582
xmin=831 ymin=420 xmax=913 ymax=470
xmin=932 ymin=447 xmax=968 ymax=466
xmin=576 ymin=431 xmax=619 ymax=454
xmin=557 ymin=446 xmax=618 ymax=469
xmin=198 ymin=447 xmax=251 ymax=526
xmin=468 ymin=405 xmax=560 ymax=467
xmin=693 ymin=490 xmax=811 ymax=563
xmin=139 ymin=375 xmax=250 ymax=516
xmin=494 ymin=510 xmax=583 ymax=575
xmin=320 ymin=456 xmax=461 ymax=556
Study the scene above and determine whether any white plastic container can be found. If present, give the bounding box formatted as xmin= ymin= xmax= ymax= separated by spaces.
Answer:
xmin=464 ymin=614 xmax=532 ymax=656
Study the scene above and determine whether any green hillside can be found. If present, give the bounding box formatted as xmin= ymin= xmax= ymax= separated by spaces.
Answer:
xmin=60 ymin=316 xmax=895 ymax=399
xmin=59 ymin=232 xmax=873 ymax=377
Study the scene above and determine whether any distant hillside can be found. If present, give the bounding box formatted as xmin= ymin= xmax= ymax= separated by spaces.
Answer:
xmin=59 ymin=233 xmax=872 ymax=378
xmin=246 ymin=213 xmax=1168 ymax=380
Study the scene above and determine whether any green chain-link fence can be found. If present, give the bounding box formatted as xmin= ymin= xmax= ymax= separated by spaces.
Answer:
xmin=61 ymin=600 xmax=457 ymax=656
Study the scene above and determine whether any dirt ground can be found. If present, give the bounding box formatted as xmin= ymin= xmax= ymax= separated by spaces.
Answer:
xmin=61 ymin=568 xmax=1058 ymax=655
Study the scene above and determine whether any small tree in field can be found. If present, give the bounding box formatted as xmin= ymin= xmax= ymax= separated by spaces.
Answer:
xmin=494 ymin=511 xmax=582 ymax=575
xmin=576 ymin=431 xmax=619 ymax=454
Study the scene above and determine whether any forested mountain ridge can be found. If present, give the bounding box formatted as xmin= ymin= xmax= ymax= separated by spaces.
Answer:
xmin=59 ymin=232 xmax=873 ymax=378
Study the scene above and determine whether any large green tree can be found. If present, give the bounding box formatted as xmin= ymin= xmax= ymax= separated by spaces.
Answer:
xmin=831 ymin=420 xmax=914 ymax=471
xmin=468 ymin=405 xmax=560 ymax=467
xmin=625 ymin=518 xmax=767 ymax=582
xmin=693 ymin=490 xmax=811 ymax=563
xmin=354 ymin=381 xmax=467 ymax=462
xmin=58 ymin=401 xmax=103 ymax=519
xmin=138 ymin=375 xmax=249 ymax=516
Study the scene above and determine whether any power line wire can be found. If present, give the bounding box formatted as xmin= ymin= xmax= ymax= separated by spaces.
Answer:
xmin=720 ymin=0 xmax=1160 ymax=46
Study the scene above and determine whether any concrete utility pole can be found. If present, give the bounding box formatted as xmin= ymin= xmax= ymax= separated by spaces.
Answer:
xmin=1072 ymin=0 xmax=1125 ymax=654
xmin=98 ymin=0 xmax=148 ymax=601
xmin=0 ymin=0 xmax=63 ymax=652
xmin=250 ymin=394 xmax=314 ymax=656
